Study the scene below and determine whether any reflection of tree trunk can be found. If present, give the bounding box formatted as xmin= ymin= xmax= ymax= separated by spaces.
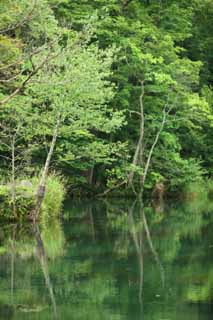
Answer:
xmin=31 ymin=113 xmax=61 ymax=221
xmin=10 ymin=225 xmax=17 ymax=305
xmin=32 ymin=223 xmax=58 ymax=319
xmin=128 ymin=200 xmax=165 ymax=301
xmin=140 ymin=202 xmax=165 ymax=287
xmin=128 ymin=201 xmax=144 ymax=304
xmin=152 ymin=198 xmax=164 ymax=214
xmin=88 ymin=206 xmax=95 ymax=242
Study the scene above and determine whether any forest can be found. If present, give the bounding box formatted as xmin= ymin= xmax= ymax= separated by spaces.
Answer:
xmin=0 ymin=0 xmax=213 ymax=218
xmin=0 ymin=1 xmax=213 ymax=319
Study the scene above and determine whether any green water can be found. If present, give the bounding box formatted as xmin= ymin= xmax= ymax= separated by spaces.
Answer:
xmin=0 ymin=199 xmax=213 ymax=319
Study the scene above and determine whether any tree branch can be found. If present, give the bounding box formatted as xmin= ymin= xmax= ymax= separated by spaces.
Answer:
xmin=141 ymin=105 xmax=170 ymax=190
xmin=96 ymin=180 xmax=126 ymax=197
xmin=0 ymin=51 xmax=53 ymax=106
xmin=0 ymin=1 xmax=38 ymax=34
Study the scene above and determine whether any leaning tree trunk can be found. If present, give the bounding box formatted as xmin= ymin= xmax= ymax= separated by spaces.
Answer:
xmin=97 ymin=83 xmax=171 ymax=198
xmin=139 ymin=107 xmax=168 ymax=198
xmin=128 ymin=81 xmax=168 ymax=198
xmin=31 ymin=113 xmax=61 ymax=221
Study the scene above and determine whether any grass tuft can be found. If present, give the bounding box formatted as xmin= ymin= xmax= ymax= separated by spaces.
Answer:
xmin=0 ymin=173 xmax=65 ymax=220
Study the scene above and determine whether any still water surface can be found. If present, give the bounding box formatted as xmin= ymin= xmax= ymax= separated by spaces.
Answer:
xmin=0 ymin=199 xmax=212 ymax=319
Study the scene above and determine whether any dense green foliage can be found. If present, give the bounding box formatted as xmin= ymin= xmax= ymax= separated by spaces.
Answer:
xmin=0 ymin=0 xmax=212 ymax=202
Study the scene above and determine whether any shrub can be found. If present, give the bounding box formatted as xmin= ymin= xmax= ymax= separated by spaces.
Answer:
xmin=0 ymin=173 xmax=65 ymax=220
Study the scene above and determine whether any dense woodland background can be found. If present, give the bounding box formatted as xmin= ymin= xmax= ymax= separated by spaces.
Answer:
xmin=0 ymin=0 xmax=213 ymax=197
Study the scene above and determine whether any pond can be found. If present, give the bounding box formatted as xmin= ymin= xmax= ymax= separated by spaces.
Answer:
xmin=0 ymin=198 xmax=212 ymax=319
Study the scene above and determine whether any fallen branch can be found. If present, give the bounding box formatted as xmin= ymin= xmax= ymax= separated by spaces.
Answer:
xmin=96 ymin=180 xmax=126 ymax=197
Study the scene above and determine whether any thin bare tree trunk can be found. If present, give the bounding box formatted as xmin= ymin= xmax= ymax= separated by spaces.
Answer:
xmin=97 ymin=85 xmax=170 ymax=198
xmin=11 ymin=136 xmax=17 ymax=218
xmin=32 ymin=113 xmax=61 ymax=221
xmin=128 ymin=81 xmax=145 ymax=186
xmin=140 ymin=107 xmax=167 ymax=196
xmin=89 ymin=166 xmax=94 ymax=185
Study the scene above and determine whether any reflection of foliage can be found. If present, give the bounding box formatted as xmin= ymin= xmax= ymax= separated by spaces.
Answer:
xmin=41 ymin=220 xmax=65 ymax=259
xmin=0 ymin=197 xmax=213 ymax=319
xmin=103 ymin=196 xmax=213 ymax=308
xmin=185 ymin=268 xmax=213 ymax=303
xmin=0 ymin=224 xmax=34 ymax=257
xmin=0 ymin=219 xmax=65 ymax=317
xmin=0 ymin=219 xmax=65 ymax=259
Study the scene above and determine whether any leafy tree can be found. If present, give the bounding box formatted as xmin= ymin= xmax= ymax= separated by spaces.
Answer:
xmin=0 ymin=0 xmax=213 ymax=200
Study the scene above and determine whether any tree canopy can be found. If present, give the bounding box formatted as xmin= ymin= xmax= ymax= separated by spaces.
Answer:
xmin=0 ymin=0 xmax=212 ymax=199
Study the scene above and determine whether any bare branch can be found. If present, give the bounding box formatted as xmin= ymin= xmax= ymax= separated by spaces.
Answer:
xmin=129 ymin=110 xmax=141 ymax=117
xmin=0 ymin=60 xmax=23 ymax=71
xmin=0 ymin=46 xmax=43 ymax=75
xmin=0 ymin=155 xmax=11 ymax=161
xmin=141 ymin=105 xmax=169 ymax=189
xmin=0 ymin=1 xmax=38 ymax=34
xmin=96 ymin=180 xmax=126 ymax=197
xmin=0 ymin=71 xmax=24 ymax=83
xmin=0 ymin=50 xmax=53 ymax=106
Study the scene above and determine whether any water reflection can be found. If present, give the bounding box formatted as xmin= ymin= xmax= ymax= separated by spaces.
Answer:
xmin=128 ymin=201 xmax=144 ymax=303
xmin=32 ymin=223 xmax=58 ymax=319
xmin=125 ymin=200 xmax=164 ymax=305
xmin=0 ymin=220 xmax=62 ymax=319
xmin=0 ymin=198 xmax=212 ymax=319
